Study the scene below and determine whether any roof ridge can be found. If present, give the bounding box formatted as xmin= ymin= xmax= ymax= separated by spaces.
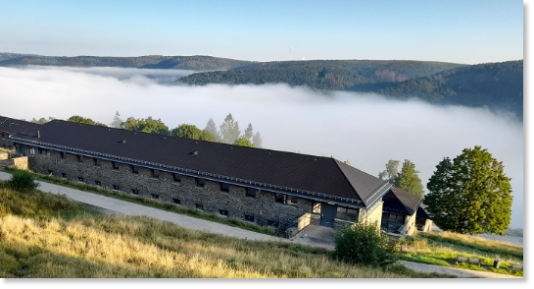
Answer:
xmin=331 ymin=158 xmax=363 ymax=204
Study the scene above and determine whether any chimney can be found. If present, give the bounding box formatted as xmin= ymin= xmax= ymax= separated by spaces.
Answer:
xmin=37 ymin=130 xmax=40 ymax=139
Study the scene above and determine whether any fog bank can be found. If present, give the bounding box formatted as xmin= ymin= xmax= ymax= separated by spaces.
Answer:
xmin=0 ymin=66 xmax=524 ymax=228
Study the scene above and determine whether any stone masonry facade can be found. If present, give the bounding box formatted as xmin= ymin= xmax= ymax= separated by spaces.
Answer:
xmin=13 ymin=143 xmax=382 ymax=235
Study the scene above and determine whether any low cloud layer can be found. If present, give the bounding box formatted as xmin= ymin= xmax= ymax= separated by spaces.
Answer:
xmin=0 ymin=66 xmax=524 ymax=228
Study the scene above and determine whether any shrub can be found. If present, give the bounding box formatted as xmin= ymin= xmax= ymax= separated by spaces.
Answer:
xmin=7 ymin=171 xmax=39 ymax=191
xmin=333 ymin=222 xmax=399 ymax=267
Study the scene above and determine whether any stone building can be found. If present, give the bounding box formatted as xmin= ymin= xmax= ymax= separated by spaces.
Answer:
xmin=381 ymin=187 xmax=432 ymax=235
xmin=1 ymin=115 xmax=395 ymax=235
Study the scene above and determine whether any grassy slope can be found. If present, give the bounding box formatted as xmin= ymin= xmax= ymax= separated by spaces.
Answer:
xmin=398 ymin=232 xmax=523 ymax=277
xmin=0 ymin=182 xmax=450 ymax=278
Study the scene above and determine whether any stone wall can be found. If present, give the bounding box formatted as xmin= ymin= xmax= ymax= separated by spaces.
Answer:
xmin=0 ymin=151 xmax=8 ymax=161
xmin=26 ymin=146 xmax=313 ymax=233
xmin=12 ymin=157 xmax=28 ymax=170
xmin=358 ymin=200 xmax=383 ymax=228
xmin=404 ymin=211 xmax=417 ymax=235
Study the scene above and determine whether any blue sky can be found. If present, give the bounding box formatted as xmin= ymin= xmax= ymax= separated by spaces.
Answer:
xmin=0 ymin=0 xmax=523 ymax=63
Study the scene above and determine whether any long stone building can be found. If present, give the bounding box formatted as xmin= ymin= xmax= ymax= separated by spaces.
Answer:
xmin=0 ymin=115 xmax=430 ymax=236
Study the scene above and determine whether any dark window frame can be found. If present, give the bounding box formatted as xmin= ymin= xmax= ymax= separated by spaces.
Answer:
xmin=151 ymin=169 xmax=160 ymax=179
xmin=93 ymin=158 xmax=101 ymax=167
xmin=60 ymin=152 xmax=66 ymax=159
xmin=219 ymin=209 xmax=229 ymax=216
xmin=78 ymin=176 xmax=84 ymax=182
xmin=112 ymin=184 xmax=120 ymax=190
xmin=131 ymin=165 xmax=138 ymax=174
xmin=244 ymin=214 xmax=255 ymax=222
xmin=132 ymin=189 xmax=139 ymax=195
xmin=195 ymin=203 xmax=204 ymax=210
xmin=172 ymin=198 xmax=180 ymax=204
xmin=61 ymin=173 xmax=67 ymax=178
xmin=195 ymin=178 xmax=205 ymax=188
xmin=173 ymin=174 xmax=181 ymax=182
xmin=77 ymin=155 xmax=83 ymax=163
xmin=336 ymin=206 xmax=358 ymax=221
xmin=95 ymin=180 xmax=102 ymax=186
xmin=151 ymin=193 xmax=159 ymax=199
xmin=220 ymin=182 xmax=230 ymax=192
xmin=246 ymin=188 xmax=257 ymax=198
xmin=112 ymin=161 xmax=119 ymax=170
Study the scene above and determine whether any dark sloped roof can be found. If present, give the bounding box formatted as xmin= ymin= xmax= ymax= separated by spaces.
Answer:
xmin=0 ymin=116 xmax=40 ymax=138
xmin=417 ymin=203 xmax=431 ymax=219
xmin=383 ymin=187 xmax=423 ymax=215
xmin=9 ymin=118 xmax=390 ymax=207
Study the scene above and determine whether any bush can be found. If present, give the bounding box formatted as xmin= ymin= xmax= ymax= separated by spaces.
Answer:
xmin=333 ymin=222 xmax=399 ymax=267
xmin=7 ymin=171 xmax=39 ymax=191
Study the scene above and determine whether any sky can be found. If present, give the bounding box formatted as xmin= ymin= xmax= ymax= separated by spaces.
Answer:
xmin=0 ymin=0 xmax=524 ymax=64
xmin=0 ymin=66 xmax=524 ymax=229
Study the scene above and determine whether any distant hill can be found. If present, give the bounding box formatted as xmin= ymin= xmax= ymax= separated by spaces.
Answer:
xmin=178 ymin=60 xmax=465 ymax=90
xmin=377 ymin=60 xmax=523 ymax=118
xmin=0 ymin=54 xmax=252 ymax=71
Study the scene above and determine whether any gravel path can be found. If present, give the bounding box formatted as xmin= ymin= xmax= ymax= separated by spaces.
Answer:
xmin=0 ymin=171 xmax=522 ymax=279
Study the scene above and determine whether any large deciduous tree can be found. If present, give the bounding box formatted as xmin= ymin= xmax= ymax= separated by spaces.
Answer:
xmin=234 ymin=137 xmax=254 ymax=148
xmin=378 ymin=160 xmax=400 ymax=185
xmin=171 ymin=124 xmax=216 ymax=142
xmin=425 ymin=146 xmax=512 ymax=235
xmin=122 ymin=117 xmax=169 ymax=135
xmin=67 ymin=115 xmax=107 ymax=127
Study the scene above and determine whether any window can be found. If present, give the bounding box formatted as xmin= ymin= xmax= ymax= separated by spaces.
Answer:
xmin=219 ymin=209 xmax=229 ymax=216
xmin=93 ymin=158 xmax=100 ymax=167
xmin=267 ymin=220 xmax=279 ymax=227
xmin=151 ymin=194 xmax=159 ymax=199
xmin=173 ymin=174 xmax=181 ymax=182
xmin=61 ymin=173 xmax=67 ymax=178
xmin=220 ymin=182 xmax=230 ymax=192
xmin=29 ymin=148 xmax=36 ymax=155
xmin=336 ymin=207 xmax=358 ymax=221
xmin=287 ymin=196 xmax=298 ymax=206
xmin=244 ymin=214 xmax=255 ymax=222
xmin=389 ymin=213 xmax=405 ymax=223
xmin=60 ymin=152 xmax=66 ymax=159
xmin=195 ymin=203 xmax=204 ymax=210
xmin=172 ymin=198 xmax=180 ymax=204
xmin=112 ymin=161 xmax=119 ymax=170
xmin=246 ymin=188 xmax=257 ymax=198
xmin=77 ymin=155 xmax=83 ymax=163
xmin=274 ymin=194 xmax=297 ymax=206
xmin=151 ymin=169 xmax=159 ymax=179
xmin=112 ymin=184 xmax=120 ymax=190
xmin=78 ymin=177 xmax=84 ymax=182
xmin=38 ymin=148 xmax=43 ymax=155
xmin=312 ymin=202 xmax=322 ymax=214
xmin=195 ymin=178 xmax=205 ymax=188
xmin=95 ymin=180 xmax=101 ymax=186
xmin=132 ymin=189 xmax=139 ymax=195
xmin=131 ymin=165 xmax=138 ymax=174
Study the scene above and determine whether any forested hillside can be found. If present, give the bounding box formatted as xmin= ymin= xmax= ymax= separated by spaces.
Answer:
xmin=178 ymin=60 xmax=465 ymax=90
xmin=0 ymin=54 xmax=252 ymax=71
xmin=378 ymin=60 xmax=523 ymax=118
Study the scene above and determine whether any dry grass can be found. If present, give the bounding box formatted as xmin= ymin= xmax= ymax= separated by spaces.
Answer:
xmin=0 ymin=184 xmax=446 ymax=278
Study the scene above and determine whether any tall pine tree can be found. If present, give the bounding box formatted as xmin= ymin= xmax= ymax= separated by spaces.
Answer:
xmin=396 ymin=160 xmax=424 ymax=197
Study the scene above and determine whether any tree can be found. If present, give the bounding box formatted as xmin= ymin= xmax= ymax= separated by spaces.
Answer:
xmin=396 ymin=160 xmax=424 ymax=197
xmin=378 ymin=160 xmax=400 ymax=185
xmin=171 ymin=124 xmax=216 ymax=142
xmin=30 ymin=117 xmax=54 ymax=124
xmin=122 ymin=117 xmax=169 ymax=135
xmin=333 ymin=222 xmax=398 ymax=267
xmin=252 ymin=132 xmax=263 ymax=148
xmin=67 ymin=115 xmax=107 ymax=127
xmin=204 ymin=118 xmax=220 ymax=141
xmin=425 ymin=146 xmax=512 ymax=235
xmin=244 ymin=123 xmax=254 ymax=140
xmin=110 ymin=111 xmax=123 ymax=128
xmin=219 ymin=113 xmax=240 ymax=144
xmin=234 ymin=137 xmax=254 ymax=148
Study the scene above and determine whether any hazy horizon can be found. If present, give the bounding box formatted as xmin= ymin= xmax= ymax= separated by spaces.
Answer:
xmin=0 ymin=66 xmax=524 ymax=229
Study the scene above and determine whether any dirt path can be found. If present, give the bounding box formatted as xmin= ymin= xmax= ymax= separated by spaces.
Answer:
xmin=0 ymin=171 xmax=522 ymax=278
